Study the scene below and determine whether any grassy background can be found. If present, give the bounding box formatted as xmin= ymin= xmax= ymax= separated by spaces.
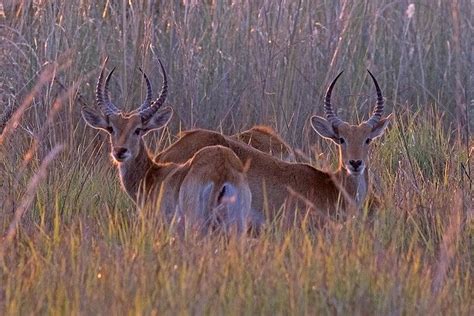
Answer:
xmin=0 ymin=0 xmax=472 ymax=314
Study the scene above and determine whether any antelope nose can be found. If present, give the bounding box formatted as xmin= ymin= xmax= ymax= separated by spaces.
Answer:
xmin=113 ymin=147 xmax=128 ymax=160
xmin=349 ymin=160 xmax=363 ymax=169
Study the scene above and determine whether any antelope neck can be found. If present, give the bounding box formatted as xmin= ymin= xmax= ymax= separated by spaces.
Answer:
xmin=337 ymin=165 xmax=369 ymax=208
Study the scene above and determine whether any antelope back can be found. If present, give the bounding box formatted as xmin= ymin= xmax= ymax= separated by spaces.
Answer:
xmin=232 ymin=126 xmax=296 ymax=161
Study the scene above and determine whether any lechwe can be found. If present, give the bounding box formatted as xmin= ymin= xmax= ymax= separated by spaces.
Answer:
xmin=155 ymin=71 xmax=392 ymax=223
xmin=81 ymin=58 xmax=259 ymax=234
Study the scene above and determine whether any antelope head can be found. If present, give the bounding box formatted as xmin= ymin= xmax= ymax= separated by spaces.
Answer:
xmin=81 ymin=58 xmax=173 ymax=163
xmin=311 ymin=71 xmax=392 ymax=176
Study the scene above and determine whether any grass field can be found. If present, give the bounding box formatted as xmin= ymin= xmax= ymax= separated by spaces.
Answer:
xmin=0 ymin=0 xmax=472 ymax=314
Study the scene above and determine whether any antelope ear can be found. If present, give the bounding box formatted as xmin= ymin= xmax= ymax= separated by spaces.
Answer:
xmin=310 ymin=115 xmax=339 ymax=143
xmin=81 ymin=107 xmax=109 ymax=131
xmin=370 ymin=113 xmax=393 ymax=139
xmin=142 ymin=106 xmax=173 ymax=135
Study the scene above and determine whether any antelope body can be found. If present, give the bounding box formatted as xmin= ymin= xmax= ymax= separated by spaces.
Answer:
xmin=81 ymin=59 xmax=258 ymax=234
xmin=155 ymin=71 xmax=392 ymax=222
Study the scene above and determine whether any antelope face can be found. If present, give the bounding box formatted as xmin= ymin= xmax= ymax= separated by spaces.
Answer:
xmin=107 ymin=114 xmax=142 ymax=162
xmin=311 ymin=116 xmax=392 ymax=175
xmin=311 ymin=70 xmax=392 ymax=176
xmin=81 ymin=57 xmax=172 ymax=163
xmin=82 ymin=108 xmax=173 ymax=163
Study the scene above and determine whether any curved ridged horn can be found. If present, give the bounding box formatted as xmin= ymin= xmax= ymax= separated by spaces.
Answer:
xmin=365 ymin=70 xmax=384 ymax=127
xmin=324 ymin=71 xmax=345 ymax=127
xmin=96 ymin=57 xmax=120 ymax=116
xmin=137 ymin=67 xmax=153 ymax=112
xmin=140 ymin=59 xmax=168 ymax=122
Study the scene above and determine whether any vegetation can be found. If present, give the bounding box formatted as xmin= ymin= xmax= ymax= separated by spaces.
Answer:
xmin=0 ymin=0 xmax=472 ymax=314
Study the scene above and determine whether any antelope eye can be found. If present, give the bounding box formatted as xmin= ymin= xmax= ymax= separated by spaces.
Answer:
xmin=106 ymin=126 xmax=114 ymax=134
xmin=365 ymin=138 xmax=372 ymax=144
xmin=339 ymin=137 xmax=345 ymax=144
xmin=134 ymin=128 xmax=141 ymax=135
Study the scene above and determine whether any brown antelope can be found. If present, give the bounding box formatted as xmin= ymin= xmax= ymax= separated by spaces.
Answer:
xmin=81 ymin=58 xmax=260 ymax=234
xmin=155 ymin=71 xmax=392 ymax=223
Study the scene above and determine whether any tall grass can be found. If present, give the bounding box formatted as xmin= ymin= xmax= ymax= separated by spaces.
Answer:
xmin=0 ymin=0 xmax=472 ymax=314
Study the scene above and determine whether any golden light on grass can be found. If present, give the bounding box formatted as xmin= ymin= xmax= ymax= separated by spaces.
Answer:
xmin=0 ymin=0 xmax=471 ymax=314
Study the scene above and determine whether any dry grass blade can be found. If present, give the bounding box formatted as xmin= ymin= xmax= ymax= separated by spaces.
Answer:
xmin=0 ymin=1 xmax=472 ymax=314
xmin=0 ymin=102 xmax=16 ymax=135
xmin=53 ymin=76 xmax=90 ymax=108
xmin=0 ymin=144 xmax=63 ymax=258
xmin=0 ymin=64 xmax=56 ymax=147
xmin=431 ymin=192 xmax=463 ymax=296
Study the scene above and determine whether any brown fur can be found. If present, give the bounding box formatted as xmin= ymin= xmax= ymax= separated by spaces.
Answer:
xmin=232 ymin=126 xmax=296 ymax=161
xmin=82 ymin=108 xmax=257 ymax=234
xmin=83 ymin=58 xmax=258 ymax=234
xmin=155 ymin=111 xmax=393 ymax=224
xmin=137 ymin=144 xmax=255 ymax=234
xmin=155 ymin=129 xmax=369 ymax=223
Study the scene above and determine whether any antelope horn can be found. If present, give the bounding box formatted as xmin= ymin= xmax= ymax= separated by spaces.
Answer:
xmin=324 ymin=71 xmax=345 ymax=127
xmin=96 ymin=57 xmax=120 ymax=116
xmin=137 ymin=67 xmax=153 ymax=112
xmin=140 ymin=59 xmax=168 ymax=122
xmin=365 ymin=70 xmax=384 ymax=127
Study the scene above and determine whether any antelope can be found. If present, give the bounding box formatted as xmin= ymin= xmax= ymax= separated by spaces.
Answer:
xmin=155 ymin=71 xmax=392 ymax=223
xmin=81 ymin=58 xmax=260 ymax=234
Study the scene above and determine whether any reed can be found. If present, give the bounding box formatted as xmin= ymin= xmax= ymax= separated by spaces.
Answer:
xmin=0 ymin=0 xmax=471 ymax=314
